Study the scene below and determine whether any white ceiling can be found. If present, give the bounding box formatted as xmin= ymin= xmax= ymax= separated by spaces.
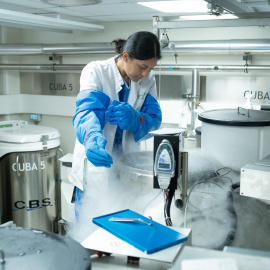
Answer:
xmin=0 ymin=0 xmax=269 ymax=24
xmin=0 ymin=0 xmax=269 ymax=31
xmin=0 ymin=0 xmax=189 ymax=24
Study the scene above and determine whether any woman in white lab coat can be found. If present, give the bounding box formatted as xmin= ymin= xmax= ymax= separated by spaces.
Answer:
xmin=69 ymin=31 xmax=162 ymax=220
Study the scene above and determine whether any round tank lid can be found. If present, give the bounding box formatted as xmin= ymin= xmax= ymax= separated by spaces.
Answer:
xmin=198 ymin=108 xmax=270 ymax=126
xmin=0 ymin=227 xmax=91 ymax=270
xmin=0 ymin=121 xmax=60 ymax=143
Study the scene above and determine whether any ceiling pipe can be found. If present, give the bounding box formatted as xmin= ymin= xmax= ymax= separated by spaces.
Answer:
xmin=0 ymin=64 xmax=270 ymax=72
xmin=43 ymin=43 xmax=114 ymax=54
xmin=163 ymin=39 xmax=270 ymax=53
xmin=161 ymin=65 xmax=270 ymax=71
xmin=0 ymin=64 xmax=84 ymax=70
xmin=1 ymin=39 xmax=270 ymax=55
xmin=0 ymin=43 xmax=114 ymax=55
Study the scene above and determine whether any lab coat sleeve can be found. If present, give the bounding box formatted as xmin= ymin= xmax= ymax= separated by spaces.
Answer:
xmin=133 ymin=93 xmax=162 ymax=142
xmin=73 ymin=89 xmax=110 ymax=144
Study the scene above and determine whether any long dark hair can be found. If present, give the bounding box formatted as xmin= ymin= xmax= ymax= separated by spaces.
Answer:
xmin=111 ymin=31 xmax=161 ymax=60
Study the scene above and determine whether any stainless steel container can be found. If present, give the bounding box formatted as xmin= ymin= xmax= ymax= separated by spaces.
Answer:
xmin=0 ymin=149 xmax=60 ymax=232
xmin=0 ymin=121 xmax=61 ymax=233
xmin=119 ymin=151 xmax=153 ymax=194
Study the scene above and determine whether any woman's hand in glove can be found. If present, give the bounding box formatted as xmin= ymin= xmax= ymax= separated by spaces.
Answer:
xmin=84 ymin=132 xmax=113 ymax=168
xmin=105 ymin=100 xmax=141 ymax=133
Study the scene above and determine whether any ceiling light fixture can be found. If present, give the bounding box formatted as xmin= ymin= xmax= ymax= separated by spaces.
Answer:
xmin=178 ymin=14 xmax=238 ymax=20
xmin=138 ymin=1 xmax=209 ymax=13
xmin=0 ymin=8 xmax=104 ymax=33
xmin=41 ymin=0 xmax=102 ymax=7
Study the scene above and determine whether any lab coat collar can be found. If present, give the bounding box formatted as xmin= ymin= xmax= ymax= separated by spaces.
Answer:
xmin=112 ymin=55 xmax=143 ymax=107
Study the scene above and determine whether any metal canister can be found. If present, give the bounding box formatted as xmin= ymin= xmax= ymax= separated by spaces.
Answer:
xmin=0 ymin=120 xmax=61 ymax=233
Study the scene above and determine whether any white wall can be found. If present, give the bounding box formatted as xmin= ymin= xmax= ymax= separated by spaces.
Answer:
xmin=1 ymin=21 xmax=270 ymax=154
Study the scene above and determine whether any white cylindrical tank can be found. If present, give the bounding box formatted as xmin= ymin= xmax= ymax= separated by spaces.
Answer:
xmin=198 ymin=108 xmax=270 ymax=171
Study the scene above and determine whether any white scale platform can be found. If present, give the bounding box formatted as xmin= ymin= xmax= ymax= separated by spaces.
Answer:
xmin=81 ymin=226 xmax=191 ymax=266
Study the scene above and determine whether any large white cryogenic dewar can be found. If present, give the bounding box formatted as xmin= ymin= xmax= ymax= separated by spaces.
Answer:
xmin=199 ymin=108 xmax=270 ymax=171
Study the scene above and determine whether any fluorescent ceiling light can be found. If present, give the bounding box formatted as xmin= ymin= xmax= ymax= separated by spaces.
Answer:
xmin=138 ymin=0 xmax=208 ymax=13
xmin=179 ymin=14 xmax=238 ymax=20
xmin=41 ymin=0 xmax=102 ymax=7
xmin=0 ymin=8 xmax=104 ymax=33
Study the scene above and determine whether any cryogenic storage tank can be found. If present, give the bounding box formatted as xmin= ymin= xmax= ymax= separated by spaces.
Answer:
xmin=0 ymin=226 xmax=91 ymax=270
xmin=198 ymin=108 xmax=270 ymax=171
xmin=119 ymin=151 xmax=153 ymax=194
xmin=0 ymin=120 xmax=61 ymax=232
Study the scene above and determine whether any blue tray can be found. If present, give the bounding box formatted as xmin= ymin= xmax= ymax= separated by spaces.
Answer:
xmin=92 ymin=209 xmax=188 ymax=254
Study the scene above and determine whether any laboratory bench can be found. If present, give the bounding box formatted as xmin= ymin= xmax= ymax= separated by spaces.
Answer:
xmin=89 ymin=245 xmax=270 ymax=270
xmin=90 ymin=254 xmax=171 ymax=270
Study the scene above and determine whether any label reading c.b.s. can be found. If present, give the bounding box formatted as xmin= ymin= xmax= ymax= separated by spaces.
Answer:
xmin=13 ymin=198 xmax=51 ymax=211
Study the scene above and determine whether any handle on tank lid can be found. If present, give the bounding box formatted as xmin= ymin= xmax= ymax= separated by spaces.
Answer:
xmin=56 ymin=148 xmax=64 ymax=170
xmin=57 ymin=148 xmax=64 ymax=157
xmin=16 ymin=154 xmax=21 ymax=178
xmin=41 ymin=135 xmax=49 ymax=151
xmin=238 ymin=107 xmax=250 ymax=117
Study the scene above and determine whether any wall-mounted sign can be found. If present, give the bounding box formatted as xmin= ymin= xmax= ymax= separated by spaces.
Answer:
xmin=20 ymin=72 xmax=80 ymax=97
xmin=244 ymin=90 xmax=270 ymax=100
xmin=206 ymin=76 xmax=270 ymax=106
xmin=49 ymin=83 xmax=73 ymax=91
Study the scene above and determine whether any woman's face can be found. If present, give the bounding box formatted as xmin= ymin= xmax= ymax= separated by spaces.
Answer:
xmin=122 ymin=51 xmax=158 ymax=82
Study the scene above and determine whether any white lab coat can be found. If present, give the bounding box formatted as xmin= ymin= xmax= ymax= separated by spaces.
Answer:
xmin=69 ymin=55 xmax=158 ymax=191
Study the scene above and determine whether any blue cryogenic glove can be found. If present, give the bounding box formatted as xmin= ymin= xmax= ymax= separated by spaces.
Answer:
xmin=73 ymin=89 xmax=113 ymax=167
xmin=105 ymin=100 xmax=141 ymax=133
xmin=84 ymin=131 xmax=113 ymax=168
